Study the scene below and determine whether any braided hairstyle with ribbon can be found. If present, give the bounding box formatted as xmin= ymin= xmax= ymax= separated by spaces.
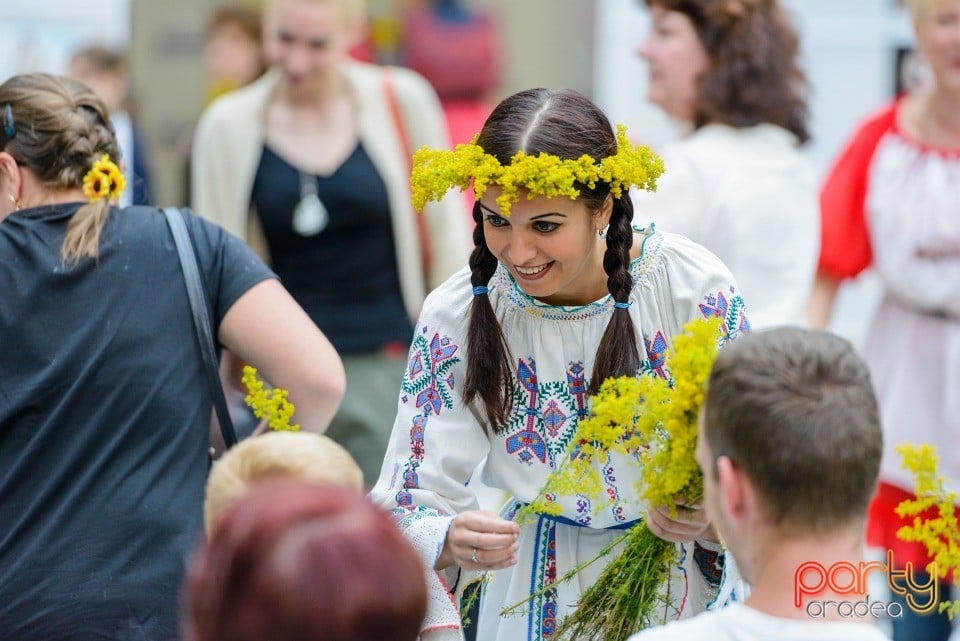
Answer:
xmin=463 ymin=88 xmax=640 ymax=434
xmin=0 ymin=73 xmax=121 ymax=265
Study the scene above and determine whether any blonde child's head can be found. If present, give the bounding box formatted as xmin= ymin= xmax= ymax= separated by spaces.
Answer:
xmin=204 ymin=431 xmax=363 ymax=533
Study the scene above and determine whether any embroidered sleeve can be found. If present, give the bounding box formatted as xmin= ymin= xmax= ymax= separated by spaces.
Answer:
xmin=680 ymin=541 xmax=744 ymax=616
xmin=372 ymin=323 xmax=489 ymax=522
xmin=369 ymin=306 xmax=490 ymax=636
xmin=697 ymin=286 xmax=750 ymax=342
xmin=655 ymin=231 xmax=750 ymax=341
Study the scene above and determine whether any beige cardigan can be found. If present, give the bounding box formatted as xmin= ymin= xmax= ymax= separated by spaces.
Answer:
xmin=190 ymin=61 xmax=471 ymax=320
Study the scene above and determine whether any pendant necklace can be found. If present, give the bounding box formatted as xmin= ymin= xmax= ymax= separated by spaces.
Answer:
xmin=292 ymin=169 xmax=329 ymax=236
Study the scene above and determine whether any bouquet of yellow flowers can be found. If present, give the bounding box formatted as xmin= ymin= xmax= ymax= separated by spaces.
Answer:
xmin=896 ymin=443 xmax=960 ymax=619
xmin=241 ymin=365 xmax=300 ymax=433
xmin=504 ymin=317 xmax=722 ymax=639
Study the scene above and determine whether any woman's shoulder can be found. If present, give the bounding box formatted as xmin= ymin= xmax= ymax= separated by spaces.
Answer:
xmin=345 ymin=60 xmax=437 ymax=102
xmin=682 ymin=123 xmax=805 ymax=159
xmin=110 ymin=204 xmax=167 ymax=233
xmin=657 ymin=227 xmax=732 ymax=266
xmin=647 ymin=229 xmax=738 ymax=291
xmin=857 ymin=99 xmax=900 ymax=133
xmin=837 ymin=99 xmax=899 ymax=152
xmin=650 ymin=127 xmax=743 ymax=188
xmin=113 ymin=206 xmax=234 ymax=251
xmin=419 ymin=266 xmax=474 ymax=328
xmin=646 ymin=229 xmax=748 ymax=329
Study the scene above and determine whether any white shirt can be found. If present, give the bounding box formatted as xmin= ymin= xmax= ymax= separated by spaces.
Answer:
xmin=627 ymin=603 xmax=890 ymax=641
xmin=632 ymin=124 xmax=819 ymax=329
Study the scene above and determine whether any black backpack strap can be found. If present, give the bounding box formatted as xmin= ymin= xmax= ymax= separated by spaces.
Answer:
xmin=162 ymin=207 xmax=237 ymax=448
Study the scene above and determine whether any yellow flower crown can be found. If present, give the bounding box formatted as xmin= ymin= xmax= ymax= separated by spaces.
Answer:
xmin=410 ymin=124 xmax=664 ymax=216
xmin=82 ymin=154 xmax=126 ymax=202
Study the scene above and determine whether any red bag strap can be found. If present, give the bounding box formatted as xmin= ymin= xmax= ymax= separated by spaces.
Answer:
xmin=383 ymin=70 xmax=433 ymax=278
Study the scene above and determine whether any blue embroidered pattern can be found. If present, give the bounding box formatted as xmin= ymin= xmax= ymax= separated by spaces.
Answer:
xmin=394 ymin=326 xmax=461 ymax=514
xmin=698 ymin=286 xmax=750 ymax=339
xmin=694 ymin=542 xmax=724 ymax=588
xmin=503 ymin=359 xmax=590 ymax=467
xmin=644 ymin=330 xmax=669 ymax=378
xmin=529 ymin=516 xmax=559 ymax=640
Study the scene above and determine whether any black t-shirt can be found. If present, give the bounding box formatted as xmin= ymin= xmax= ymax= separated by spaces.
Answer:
xmin=0 ymin=203 xmax=275 ymax=640
xmin=250 ymin=143 xmax=412 ymax=354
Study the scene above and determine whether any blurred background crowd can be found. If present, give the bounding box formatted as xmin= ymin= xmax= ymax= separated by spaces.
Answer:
xmin=0 ymin=0 xmax=919 ymax=345
xmin=2 ymin=1 xmax=954 ymax=639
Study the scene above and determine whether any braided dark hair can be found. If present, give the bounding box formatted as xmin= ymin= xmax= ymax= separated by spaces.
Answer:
xmin=463 ymin=88 xmax=641 ymax=432
xmin=463 ymin=200 xmax=515 ymax=429
xmin=589 ymin=192 xmax=641 ymax=395
xmin=0 ymin=73 xmax=121 ymax=264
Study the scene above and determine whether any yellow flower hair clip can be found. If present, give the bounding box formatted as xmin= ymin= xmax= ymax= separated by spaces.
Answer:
xmin=410 ymin=125 xmax=664 ymax=216
xmin=82 ymin=154 xmax=126 ymax=202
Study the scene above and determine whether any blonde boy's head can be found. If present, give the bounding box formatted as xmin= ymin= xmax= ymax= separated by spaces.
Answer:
xmin=204 ymin=432 xmax=363 ymax=533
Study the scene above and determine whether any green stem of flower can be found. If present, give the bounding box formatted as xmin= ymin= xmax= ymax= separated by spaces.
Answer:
xmin=499 ymin=531 xmax=629 ymax=617
xmin=554 ymin=524 xmax=677 ymax=641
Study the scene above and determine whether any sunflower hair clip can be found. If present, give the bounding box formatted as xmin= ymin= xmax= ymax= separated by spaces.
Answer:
xmin=82 ymin=154 xmax=126 ymax=202
xmin=410 ymin=124 xmax=665 ymax=217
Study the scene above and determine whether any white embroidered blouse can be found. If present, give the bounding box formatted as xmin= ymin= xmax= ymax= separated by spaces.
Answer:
xmin=370 ymin=228 xmax=749 ymax=641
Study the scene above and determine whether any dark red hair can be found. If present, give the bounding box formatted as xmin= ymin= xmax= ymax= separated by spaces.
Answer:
xmin=183 ymin=480 xmax=427 ymax=641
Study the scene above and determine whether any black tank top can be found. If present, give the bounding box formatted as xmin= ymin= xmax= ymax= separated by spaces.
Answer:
xmin=250 ymin=142 xmax=412 ymax=354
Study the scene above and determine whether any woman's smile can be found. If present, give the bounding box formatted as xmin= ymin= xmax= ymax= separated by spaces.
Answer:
xmin=513 ymin=261 xmax=554 ymax=280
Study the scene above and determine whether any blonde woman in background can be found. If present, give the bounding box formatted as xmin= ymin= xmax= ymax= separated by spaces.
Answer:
xmin=192 ymin=0 xmax=471 ymax=484
xmin=810 ymin=1 xmax=960 ymax=639
xmin=0 ymin=73 xmax=344 ymax=641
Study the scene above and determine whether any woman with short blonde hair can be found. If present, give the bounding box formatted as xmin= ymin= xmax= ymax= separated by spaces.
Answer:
xmin=192 ymin=0 xmax=471 ymax=484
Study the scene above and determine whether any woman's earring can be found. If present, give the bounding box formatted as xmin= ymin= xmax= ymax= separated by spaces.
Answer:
xmin=597 ymin=227 xmax=607 ymax=239
xmin=7 ymin=194 xmax=20 ymax=211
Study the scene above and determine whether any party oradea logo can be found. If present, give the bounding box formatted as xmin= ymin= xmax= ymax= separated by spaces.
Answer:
xmin=794 ymin=551 xmax=938 ymax=619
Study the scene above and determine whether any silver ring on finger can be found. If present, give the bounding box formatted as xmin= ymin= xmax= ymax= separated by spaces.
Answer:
xmin=471 ymin=547 xmax=479 ymax=564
